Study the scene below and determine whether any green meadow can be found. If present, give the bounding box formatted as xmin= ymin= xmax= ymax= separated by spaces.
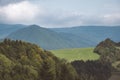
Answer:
xmin=51 ymin=48 xmax=99 ymax=62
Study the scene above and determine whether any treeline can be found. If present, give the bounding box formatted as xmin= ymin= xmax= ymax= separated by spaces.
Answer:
xmin=0 ymin=39 xmax=78 ymax=80
xmin=70 ymin=38 xmax=120 ymax=80
xmin=94 ymin=38 xmax=120 ymax=71
xmin=0 ymin=39 xmax=117 ymax=80
xmin=71 ymin=60 xmax=111 ymax=80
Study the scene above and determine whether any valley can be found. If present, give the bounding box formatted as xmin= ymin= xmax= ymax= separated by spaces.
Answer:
xmin=0 ymin=0 xmax=119 ymax=80
xmin=51 ymin=48 xmax=99 ymax=62
xmin=0 ymin=24 xmax=120 ymax=80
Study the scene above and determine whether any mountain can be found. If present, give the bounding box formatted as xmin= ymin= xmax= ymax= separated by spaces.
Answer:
xmin=7 ymin=25 xmax=120 ymax=50
xmin=0 ymin=24 xmax=27 ymax=39
xmin=7 ymin=25 xmax=72 ymax=50
xmin=51 ymin=26 xmax=120 ymax=44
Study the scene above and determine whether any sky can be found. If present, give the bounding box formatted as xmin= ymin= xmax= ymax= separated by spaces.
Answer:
xmin=0 ymin=0 xmax=120 ymax=28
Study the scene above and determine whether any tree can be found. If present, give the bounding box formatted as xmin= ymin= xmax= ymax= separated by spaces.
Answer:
xmin=71 ymin=60 xmax=111 ymax=80
xmin=0 ymin=39 xmax=78 ymax=80
xmin=41 ymin=57 xmax=56 ymax=80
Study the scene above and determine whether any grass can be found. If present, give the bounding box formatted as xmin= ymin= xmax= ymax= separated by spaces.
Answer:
xmin=112 ymin=61 xmax=120 ymax=71
xmin=51 ymin=48 xmax=99 ymax=62
xmin=116 ymin=47 xmax=120 ymax=49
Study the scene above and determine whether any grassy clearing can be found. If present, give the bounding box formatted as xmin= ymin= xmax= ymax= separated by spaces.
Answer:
xmin=51 ymin=48 xmax=99 ymax=62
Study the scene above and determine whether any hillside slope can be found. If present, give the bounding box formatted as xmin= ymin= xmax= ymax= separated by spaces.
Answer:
xmin=0 ymin=39 xmax=78 ymax=80
xmin=51 ymin=26 xmax=120 ymax=45
xmin=0 ymin=24 xmax=26 ymax=39
xmin=5 ymin=25 xmax=120 ymax=50
xmin=94 ymin=38 xmax=120 ymax=71
xmin=7 ymin=25 xmax=72 ymax=50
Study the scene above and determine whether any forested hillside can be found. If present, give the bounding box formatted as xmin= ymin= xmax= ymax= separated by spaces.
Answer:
xmin=0 ymin=39 xmax=118 ymax=80
xmin=0 ymin=39 xmax=78 ymax=80
xmin=94 ymin=38 xmax=120 ymax=71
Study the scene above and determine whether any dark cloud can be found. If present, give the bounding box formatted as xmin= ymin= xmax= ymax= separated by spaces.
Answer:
xmin=0 ymin=0 xmax=24 ymax=6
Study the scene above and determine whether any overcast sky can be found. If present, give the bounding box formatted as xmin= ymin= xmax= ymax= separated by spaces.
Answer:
xmin=0 ymin=0 xmax=120 ymax=28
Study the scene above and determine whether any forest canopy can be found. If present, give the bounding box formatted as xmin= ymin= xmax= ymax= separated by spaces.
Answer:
xmin=0 ymin=39 xmax=78 ymax=80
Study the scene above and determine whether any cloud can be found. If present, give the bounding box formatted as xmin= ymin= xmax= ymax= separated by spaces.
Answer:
xmin=38 ymin=12 xmax=120 ymax=27
xmin=103 ymin=14 xmax=120 ymax=25
xmin=0 ymin=0 xmax=120 ymax=27
xmin=0 ymin=0 xmax=25 ymax=6
xmin=38 ymin=11 xmax=84 ymax=27
xmin=0 ymin=1 xmax=43 ymax=24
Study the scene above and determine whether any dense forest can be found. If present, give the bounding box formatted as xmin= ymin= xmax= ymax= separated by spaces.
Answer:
xmin=70 ymin=38 xmax=120 ymax=80
xmin=71 ymin=60 xmax=111 ymax=80
xmin=0 ymin=39 xmax=119 ymax=80
xmin=0 ymin=39 xmax=78 ymax=80
xmin=94 ymin=38 xmax=120 ymax=71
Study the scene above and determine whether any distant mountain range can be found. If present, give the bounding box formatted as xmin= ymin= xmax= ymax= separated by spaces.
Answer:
xmin=0 ymin=24 xmax=27 ymax=39
xmin=7 ymin=25 xmax=72 ymax=50
xmin=51 ymin=26 xmax=120 ymax=42
xmin=0 ymin=24 xmax=120 ymax=50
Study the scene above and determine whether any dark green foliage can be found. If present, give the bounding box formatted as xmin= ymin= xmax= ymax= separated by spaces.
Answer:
xmin=0 ymin=39 xmax=78 ymax=80
xmin=94 ymin=38 xmax=116 ymax=55
xmin=71 ymin=60 xmax=111 ymax=80
xmin=94 ymin=38 xmax=120 ymax=71
xmin=116 ymin=42 xmax=120 ymax=46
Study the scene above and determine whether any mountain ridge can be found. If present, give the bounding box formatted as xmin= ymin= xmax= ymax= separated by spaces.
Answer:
xmin=0 ymin=24 xmax=120 ymax=50
xmin=0 ymin=24 xmax=27 ymax=39
xmin=7 ymin=25 xmax=72 ymax=50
